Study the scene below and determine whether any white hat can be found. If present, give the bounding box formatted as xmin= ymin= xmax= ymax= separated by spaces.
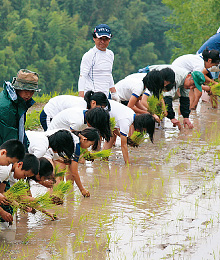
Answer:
xmin=217 ymin=27 xmax=220 ymax=33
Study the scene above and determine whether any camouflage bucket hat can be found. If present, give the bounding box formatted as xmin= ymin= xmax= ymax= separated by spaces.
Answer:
xmin=12 ymin=69 xmax=41 ymax=92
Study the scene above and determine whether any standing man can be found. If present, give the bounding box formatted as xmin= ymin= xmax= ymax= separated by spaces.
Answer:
xmin=0 ymin=69 xmax=40 ymax=146
xmin=78 ymin=24 xmax=119 ymax=101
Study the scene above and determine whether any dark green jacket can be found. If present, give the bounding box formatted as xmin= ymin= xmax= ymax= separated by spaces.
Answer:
xmin=0 ymin=81 xmax=35 ymax=145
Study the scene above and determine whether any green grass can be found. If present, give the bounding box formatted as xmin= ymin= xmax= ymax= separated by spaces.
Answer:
xmin=25 ymin=109 xmax=42 ymax=130
xmin=25 ymin=90 xmax=78 ymax=130
xmin=34 ymin=90 xmax=78 ymax=103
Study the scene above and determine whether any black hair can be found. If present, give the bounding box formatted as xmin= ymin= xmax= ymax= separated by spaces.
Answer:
xmin=72 ymin=127 xmax=100 ymax=150
xmin=133 ymin=114 xmax=155 ymax=143
xmin=159 ymin=67 xmax=176 ymax=93
xmin=84 ymin=91 xmax=111 ymax=111
xmin=28 ymin=157 xmax=54 ymax=182
xmin=164 ymin=82 xmax=176 ymax=92
xmin=38 ymin=157 xmax=53 ymax=178
xmin=0 ymin=139 xmax=25 ymax=161
xmin=142 ymin=70 xmax=164 ymax=99
xmin=21 ymin=153 xmax=40 ymax=176
xmin=85 ymin=107 xmax=112 ymax=142
xmin=202 ymin=48 xmax=220 ymax=63
xmin=48 ymin=130 xmax=75 ymax=160
xmin=160 ymin=68 xmax=175 ymax=85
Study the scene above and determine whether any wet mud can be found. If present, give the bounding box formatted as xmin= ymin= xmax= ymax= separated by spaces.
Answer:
xmin=1 ymin=100 xmax=220 ymax=259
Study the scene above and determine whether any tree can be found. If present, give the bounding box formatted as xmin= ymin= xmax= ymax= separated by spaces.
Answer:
xmin=0 ymin=0 xmax=175 ymax=93
xmin=162 ymin=0 xmax=220 ymax=60
xmin=132 ymin=42 xmax=165 ymax=71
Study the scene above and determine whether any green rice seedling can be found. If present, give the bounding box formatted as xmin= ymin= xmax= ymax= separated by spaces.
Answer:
xmin=48 ymin=229 xmax=60 ymax=246
xmin=52 ymin=180 xmax=72 ymax=200
xmin=133 ymin=194 xmax=138 ymax=207
xmin=16 ymin=249 xmax=32 ymax=260
xmin=105 ymin=232 xmax=111 ymax=249
xmin=110 ymin=117 xmax=116 ymax=132
xmin=150 ymin=162 xmax=156 ymax=169
xmin=135 ymin=170 xmax=141 ymax=180
xmin=80 ymin=148 xmax=112 ymax=161
xmin=160 ymin=177 xmax=165 ymax=187
xmin=94 ymin=176 xmax=100 ymax=188
xmin=95 ymin=237 xmax=100 ymax=251
xmin=27 ymin=193 xmax=57 ymax=220
xmin=127 ymin=131 xmax=146 ymax=147
xmin=165 ymin=150 xmax=172 ymax=162
xmin=25 ymin=109 xmax=42 ymax=130
xmin=5 ymin=180 xmax=56 ymax=220
xmin=133 ymin=249 xmax=138 ymax=259
xmin=54 ymin=165 xmax=68 ymax=178
xmin=22 ymin=232 xmax=36 ymax=244
xmin=69 ymin=218 xmax=75 ymax=232
xmin=31 ymin=192 xmax=53 ymax=209
xmin=4 ymin=179 xmax=30 ymax=213
xmin=145 ymin=189 xmax=153 ymax=198
xmin=210 ymin=82 xmax=220 ymax=96
xmin=0 ymin=243 xmax=9 ymax=258
xmin=147 ymin=94 xmax=167 ymax=120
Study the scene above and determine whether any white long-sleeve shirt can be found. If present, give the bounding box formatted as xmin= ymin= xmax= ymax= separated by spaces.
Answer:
xmin=47 ymin=108 xmax=88 ymax=132
xmin=172 ymin=54 xmax=205 ymax=72
xmin=26 ymin=130 xmax=79 ymax=161
xmin=109 ymin=100 xmax=135 ymax=136
xmin=115 ymin=73 xmax=146 ymax=101
xmin=78 ymin=46 xmax=114 ymax=97
xmin=44 ymin=95 xmax=87 ymax=119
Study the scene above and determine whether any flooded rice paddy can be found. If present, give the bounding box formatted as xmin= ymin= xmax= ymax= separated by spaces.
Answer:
xmin=1 ymin=100 xmax=220 ymax=259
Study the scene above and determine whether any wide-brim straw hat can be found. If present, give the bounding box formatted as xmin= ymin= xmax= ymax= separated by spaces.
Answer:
xmin=12 ymin=69 xmax=41 ymax=92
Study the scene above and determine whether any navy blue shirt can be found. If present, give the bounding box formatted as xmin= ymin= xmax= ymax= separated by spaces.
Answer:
xmin=197 ymin=33 xmax=220 ymax=54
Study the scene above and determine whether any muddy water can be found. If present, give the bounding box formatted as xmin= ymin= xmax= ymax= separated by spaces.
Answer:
xmin=1 ymin=100 xmax=220 ymax=260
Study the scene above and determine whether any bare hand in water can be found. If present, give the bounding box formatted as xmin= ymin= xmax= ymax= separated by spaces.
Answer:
xmin=183 ymin=118 xmax=193 ymax=129
xmin=171 ymin=118 xmax=181 ymax=130
xmin=82 ymin=189 xmax=90 ymax=197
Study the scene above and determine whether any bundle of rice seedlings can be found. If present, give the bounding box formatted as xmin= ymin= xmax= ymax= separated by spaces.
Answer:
xmin=147 ymin=94 xmax=167 ymax=120
xmin=27 ymin=192 xmax=57 ymax=220
xmin=127 ymin=131 xmax=146 ymax=147
xmin=4 ymin=180 xmax=56 ymax=220
xmin=110 ymin=117 xmax=116 ymax=132
xmin=80 ymin=148 xmax=112 ymax=161
xmin=4 ymin=180 xmax=30 ymax=213
xmin=50 ymin=180 xmax=72 ymax=205
xmin=33 ymin=192 xmax=54 ymax=208
xmin=54 ymin=164 xmax=68 ymax=178
xmin=210 ymin=82 xmax=220 ymax=96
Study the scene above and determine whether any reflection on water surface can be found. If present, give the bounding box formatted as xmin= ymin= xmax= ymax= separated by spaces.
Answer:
xmin=1 ymin=101 xmax=220 ymax=259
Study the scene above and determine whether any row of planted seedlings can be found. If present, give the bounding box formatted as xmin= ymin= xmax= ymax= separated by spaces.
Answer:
xmin=7 ymin=93 xmax=220 ymax=258
xmin=69 ymin=104 xmax=220 ymax=258
xmin=43 ymin=120 xmax=220 ymax=259
xmin=6 ymin=138 xmax=216 ymax=259
xmin=146 ymin=121 xmax=220 ymax=258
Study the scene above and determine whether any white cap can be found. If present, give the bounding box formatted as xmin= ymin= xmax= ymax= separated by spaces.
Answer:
xmin=217 ymin=27 xmax=220 ymax=33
